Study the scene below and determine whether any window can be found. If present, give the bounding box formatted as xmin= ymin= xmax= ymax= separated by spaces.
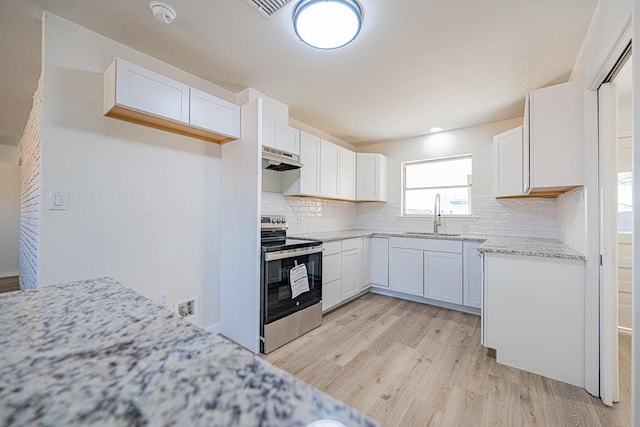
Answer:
xmin=402 ymin=155 xmax=472 ymax=216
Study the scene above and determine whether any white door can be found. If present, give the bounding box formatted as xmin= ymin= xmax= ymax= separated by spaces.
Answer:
xmin=463 ymin=241 xmax=483 ymax=308
xmin=299 ymin=132 xmax=320 ymax=196
xmin=342 ymin=248 xmax=361 ymax=300
xmin=389 ymin=247 xmax=423 ymax=296
xmin=598 ymin=82 xmax=619 ymax=405
xmin=275 ymin=123 xmax=299 ymax=155
xmin=372 ymin=237 xmax=389 ymax=287
xmin=338 ymin=147 xmax=356 ymax=200
xmin=424 ymin=251 xmax=463 ymax=304
xmin=362 ymin=238 xmax=372 ymax=288
xmin=493 ymin=127 xmax=523 ymax=197
xmin=356 ymin=153 xmax=377 ymax=200
xmin=189 ymin=88 xmax=240 ymax=138
xmin=320 ymin=140 xmax=339 ymax=199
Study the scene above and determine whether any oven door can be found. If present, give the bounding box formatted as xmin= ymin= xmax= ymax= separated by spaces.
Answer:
xmin=261 ymin=246 xmax=323 ymax=325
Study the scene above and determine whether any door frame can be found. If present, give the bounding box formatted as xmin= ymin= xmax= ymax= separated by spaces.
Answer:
xmin=597 ymin=82 xmax=620 ymax=406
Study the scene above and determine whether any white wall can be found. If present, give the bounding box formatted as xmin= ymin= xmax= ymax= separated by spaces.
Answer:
xmin=354 ymin=117 xmax=559 ymax=238
xmin=0 ymin=145 xmax=20 ymax=277
xmin=39 ymin=13 xmax=226 ymax=328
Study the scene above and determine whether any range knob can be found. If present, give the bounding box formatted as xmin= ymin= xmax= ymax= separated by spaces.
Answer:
xmin=271 ymin=218 xmax=277 ymax=224
xmin=282 ymin=218 xmax=287 ymax=223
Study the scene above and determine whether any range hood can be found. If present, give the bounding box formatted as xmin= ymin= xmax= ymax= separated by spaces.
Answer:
xmin=262 ymin=146 xmax=302 ymax=171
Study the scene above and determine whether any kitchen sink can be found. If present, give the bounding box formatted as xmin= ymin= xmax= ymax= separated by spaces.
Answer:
xmin=403 ymin=232 xmax=461 ymax=237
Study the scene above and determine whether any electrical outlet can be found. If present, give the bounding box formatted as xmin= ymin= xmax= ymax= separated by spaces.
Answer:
xmin=175 ymin=297 xmax=197 ymax=319
xmin=158 ymin=292 xmax=168 ymax=308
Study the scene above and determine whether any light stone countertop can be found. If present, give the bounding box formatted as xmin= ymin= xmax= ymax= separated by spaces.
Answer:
xmin=292 ymin=230 xmax=585 ymax=261
xmin=0 ymin=277 xmax=379 ymax=427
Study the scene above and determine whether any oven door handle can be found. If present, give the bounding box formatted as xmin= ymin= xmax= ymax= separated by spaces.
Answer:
xmin=264 ymin=245 xmax=324 ymax=261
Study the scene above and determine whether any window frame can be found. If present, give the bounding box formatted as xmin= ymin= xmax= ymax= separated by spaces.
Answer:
xmin=401 ymin=154 xmax=473 ymax=217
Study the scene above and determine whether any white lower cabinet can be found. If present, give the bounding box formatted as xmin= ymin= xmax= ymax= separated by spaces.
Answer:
xmin=342 ymin=247 xmax=362 ymax=300
xmin=483 ymin=253 xmax=585 ymax=387
xmin=371 ymin=238 xmax=389 ymax=287
xmin=463 ymin=241 xmax=482 ymax=308
xmin=389 ymin=248 xmax=424 ymax=296
xmin=362 ymin=237 xmax=372 ymax=289
xmin=321 ymin=238 xmax=363 ymax=313
xmin=424 ymin=251 xmax=462 ymax=304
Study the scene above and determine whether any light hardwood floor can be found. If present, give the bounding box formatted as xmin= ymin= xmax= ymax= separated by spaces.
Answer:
xmin=0 ymin=276 xmax=19 ymax=294
xmin=266 ymin=293 xmax=631 ymax=427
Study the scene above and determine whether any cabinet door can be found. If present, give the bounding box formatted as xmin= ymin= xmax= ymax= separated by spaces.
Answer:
xmin=362 ymin=237 xmax=372 ymax=288
xmin=189 ymin=88 xmax=240 ymax=138
xmin=299 ymin=131 xmax=320 ymax=196
xmin=493 ymin=127 xmax=523 ymax=197
xmin=338 ymin=147 xmax=356 ymax=200
xmin=424 ymin=251 xmax=462 ymax=304
xmin=356 ymin=153 xmax=377 ymax=200
xmin=323 ymin=252 xmax=342 ymax=283
xmin=323 ymin=279 xmax=342 ymax=312
xmin=372 ymin=238 xmax=389 ymax=287
xmin=275 ymin=123 xmax=300 ymax=155
xmin=528 ymin=82 xmax=583 ymax=189
xmin=116 ymin=59 xmax=189 ymax=123
xmin=262 ymin=118 xmax=275 ymax=148
xmin=389 ymin=247 xmax=423 ymax=296
xmin=320 ymin=140 xmax=339 ymax=199
xmin=342 ymin=248 xmax=362 ymax=300
xmin=463 ymin=242 xmax=482 ymax=308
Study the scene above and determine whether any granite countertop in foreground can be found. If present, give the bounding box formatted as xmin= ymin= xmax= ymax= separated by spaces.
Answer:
xmin=0 ymin=277 xmax=379 ymax=427
xmin=292 ymin=229 xmax=585 ymax=261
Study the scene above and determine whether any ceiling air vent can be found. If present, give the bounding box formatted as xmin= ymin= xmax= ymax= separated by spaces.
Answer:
xmin=244 ymin=0 xmax=293 ymax=19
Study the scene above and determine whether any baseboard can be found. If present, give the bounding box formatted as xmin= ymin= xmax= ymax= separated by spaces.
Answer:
xmin=370 ymin=286 xmax=481 ymax=315
xmin=0 ymin=272 xmax=19 ymax=279
xmin=205 ymin=323 xmax=221 ymax=335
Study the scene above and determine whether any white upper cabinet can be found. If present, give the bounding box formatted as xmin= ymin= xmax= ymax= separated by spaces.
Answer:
xmin=525 ymin=81 xmax=584 ymax=193
xmin=189 ymin=88 xmax=240 ymax=138
xmin=282 ymin=131 xmax=321 ymax=196
xmin=276 ymin=122 xmax=300 ymax=155
xmin=493 ymin=126 xmax=523 ymax=197
xmin=262 ymin=118 xmax=276 ymax=148
xmin=320 ymin=140 xmax=340 ymax=199
xmin=492 ymin=81 xmax=584 ymax=198
xmin=338 ymin=146 xmax=356 ymax=200
xmin=104 ymin=58 xmax=240 ymax=143
xmin=106 ymin=58 xmax=190 ymax=123
xmin=356 ymin=153 xmax=388 ymax=202
xmin=262 ymin=118 xmax=299 ymax=155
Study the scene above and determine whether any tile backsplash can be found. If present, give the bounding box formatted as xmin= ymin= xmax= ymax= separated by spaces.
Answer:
xmin=262 ymin=192 xmax=357 ymax=234
xmin=356 ymin=195 xmax=559 ymax=238
xmin=263 ymin=190 xmax=563 ymax=239
xmin=557 ymin=187 xmax=586 ymax=253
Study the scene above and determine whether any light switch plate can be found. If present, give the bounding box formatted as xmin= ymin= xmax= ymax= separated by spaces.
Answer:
xmin=48 ymin=190 xmax=69 ymax=211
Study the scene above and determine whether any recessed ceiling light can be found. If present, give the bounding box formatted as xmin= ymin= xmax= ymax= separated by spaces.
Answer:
xmin=293 ymin=0 xmax=363 ymax=50
xmin=149 ymin=1 xmax=177 ymax=24
xmin=429 ymin=127 xmax=443 ymax=133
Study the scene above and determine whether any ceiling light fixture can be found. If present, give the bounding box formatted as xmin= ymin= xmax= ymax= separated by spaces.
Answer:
xmin=293 ymin=0 xmax=363 ymax=50
xmin=149 ymin=1 xmax=177 ymax=24
xmin=429 ymin=127 xmax=443 ymax=133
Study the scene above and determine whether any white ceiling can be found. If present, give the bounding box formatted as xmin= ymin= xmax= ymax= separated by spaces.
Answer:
xmin=1 ymin=0 xmax=597 ymax=146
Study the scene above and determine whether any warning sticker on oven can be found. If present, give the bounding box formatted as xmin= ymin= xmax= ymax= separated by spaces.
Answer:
xmin=290 ymin=263 xmax=310 ymax=299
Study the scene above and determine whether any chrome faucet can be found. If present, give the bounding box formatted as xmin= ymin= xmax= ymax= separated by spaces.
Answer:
xmin=433 ymin=193 xmax=442 ymax=233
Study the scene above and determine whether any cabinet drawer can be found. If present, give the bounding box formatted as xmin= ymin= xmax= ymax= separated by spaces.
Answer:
xmin=323 ymin=279 xmax=342 ymax=312
xmin=323 ymin=240 xmax=342 ymax=255
xmin=323 ymin=253 xmax=342 ymax=283
xmin=389 ymin=237 xmax=462 ymax=253
xmin=342 ymin=238 xmax=362 ymax=251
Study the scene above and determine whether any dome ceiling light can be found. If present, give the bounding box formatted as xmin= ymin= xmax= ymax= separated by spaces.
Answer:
xmin=149 ymin=1 xmax=177 ymax=24
xmin=293 ymin=0 xmax=363 ymax=50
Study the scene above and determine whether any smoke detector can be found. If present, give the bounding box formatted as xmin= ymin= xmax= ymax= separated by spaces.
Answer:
xmin=149 ymin=1 xmax=177 ymax=24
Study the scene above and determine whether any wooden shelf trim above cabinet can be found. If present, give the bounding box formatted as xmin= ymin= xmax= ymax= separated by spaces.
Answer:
xmin=495 ymin=185 xmax=582 ymax=199
xmin=104 ymin=58 xmax=240 ymax=144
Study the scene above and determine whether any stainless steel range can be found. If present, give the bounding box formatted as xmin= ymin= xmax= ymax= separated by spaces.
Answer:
xmin=260 ymin=215 xmax=323 ymax=354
